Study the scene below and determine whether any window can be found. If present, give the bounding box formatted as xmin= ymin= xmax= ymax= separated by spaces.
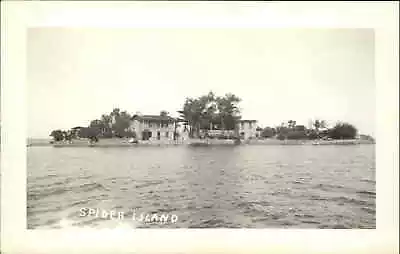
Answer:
xmin=142 ymin=130 xmax=152 ymax=140
xmin=165 ymin=131 xmax=169 ymax=138
xmin=157 ymin=131 xmax=161 ymax=140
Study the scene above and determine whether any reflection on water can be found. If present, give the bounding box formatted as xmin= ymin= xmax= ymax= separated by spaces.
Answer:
xmin=27 ymin=145 xmax=375 ymax=229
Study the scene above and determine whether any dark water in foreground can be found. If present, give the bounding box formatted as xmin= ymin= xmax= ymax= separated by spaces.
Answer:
xmin=27 ymin=145 xmax=376 ymax=229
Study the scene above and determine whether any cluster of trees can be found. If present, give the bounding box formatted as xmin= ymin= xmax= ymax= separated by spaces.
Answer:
xmin=258 ymin=119 xmax=359 ymax=140
xmin=328 ymin=122 xmax=358 ymax=140
xmin=177 ymin=91 xmax=242 ymax=138
xmin=50 ymin=108 xmax=137 ymax=143
xmin=49 ymin=130 xmax=73 ymax=142
xmin=50 ymin=128 xmax=101 ymax=143
xmin=89 ymin=108 xmax=135 ymax=138
xmin=49 ymin=92 xmax=362 ymax=142
xmin=49 ymin=108 xmax=176 ymax=142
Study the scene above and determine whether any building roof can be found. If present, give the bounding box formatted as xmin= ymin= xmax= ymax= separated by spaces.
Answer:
xmin=131 ymin=115 xmax=176 ymax=122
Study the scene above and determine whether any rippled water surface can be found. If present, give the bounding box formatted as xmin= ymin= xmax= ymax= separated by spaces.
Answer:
xmin=27 ymin=145 xmax=375 ymax=229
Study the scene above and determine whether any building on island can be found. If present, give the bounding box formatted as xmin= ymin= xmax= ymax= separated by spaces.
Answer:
xmin=127 ymin=114 xmax=258 ymax=142
xmin=237 ymin=120 xmax=258 ymax=140
xmin=255 ymin=126 xmax=263 ymax=138
xmin=129 ymin=114 xmax=177 ymax=141
xmin=206 ymin=119 xmax=258 ymax=140
xmin=70 ymin=126 xmax=85 ymax=138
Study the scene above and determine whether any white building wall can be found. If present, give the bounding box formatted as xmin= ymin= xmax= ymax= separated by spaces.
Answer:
xmin=129 ymin=120 xmax=175 ymax=141
xmin=237 ymin=121 xmax=257 ymax=140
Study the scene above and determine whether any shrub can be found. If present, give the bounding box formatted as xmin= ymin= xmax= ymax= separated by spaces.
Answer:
xmin=124 ymin=130 xmax=137 ymax=138
xmin=294 ymin=125 xmax=306 ymax=132
xmin=261 ymin=127 xmax=275 ymax=138
xmin=307 ymin=131 xmax=319 ymax=140
xmin=286 ymin=131 xmax=308 ymax=140
xmin=50 ymin=130 xmax=64 ymax=142
xmin=79 ymin=127 xmax=101 ymax=140
xmin=359 ymin=134 xmax=375 ymax=142
xmin=328 ymin=122 xmax=358 ymax=140
xmin=102 ymin=129 xmax=113 ymax=138
xmin=277 ymin=134 xmax=286 ymax=140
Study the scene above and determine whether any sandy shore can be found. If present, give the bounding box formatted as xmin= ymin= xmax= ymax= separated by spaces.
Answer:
xmin=28 ymin=138 xmax=184 ymax=147
xmin=247 ymin=139 xmax=375 ymax=146
xmin=27 ymin=137 xmax=375 ymax=147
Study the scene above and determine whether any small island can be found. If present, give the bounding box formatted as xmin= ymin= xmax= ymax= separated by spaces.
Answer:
xmin=29 ymin=91 xmax=375 ymax=148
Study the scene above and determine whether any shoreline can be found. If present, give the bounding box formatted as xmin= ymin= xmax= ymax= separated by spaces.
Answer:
xmin=27 ymin=138 xmax=375 ymax=148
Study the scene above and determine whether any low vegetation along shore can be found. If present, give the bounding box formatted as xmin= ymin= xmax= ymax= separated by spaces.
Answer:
xmin=27 ymin=138 xmax=374 ymax=147
xmin=34 ymin=91 xmax=375 ymax=148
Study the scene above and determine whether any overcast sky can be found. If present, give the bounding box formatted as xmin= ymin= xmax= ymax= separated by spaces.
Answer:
xmin=28 ymin=28 xmax=375 ymax=138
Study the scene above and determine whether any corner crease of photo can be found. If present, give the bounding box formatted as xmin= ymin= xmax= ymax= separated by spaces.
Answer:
xmin=26 ymin=28 xmax=376 ymax=230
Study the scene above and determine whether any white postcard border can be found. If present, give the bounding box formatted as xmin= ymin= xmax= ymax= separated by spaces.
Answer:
xmin=1 ymin=2 xmax=398 ymax=254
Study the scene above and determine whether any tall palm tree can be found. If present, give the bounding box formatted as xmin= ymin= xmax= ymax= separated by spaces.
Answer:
xmin=178 ymin=92 xmax=242 ymax=138
xmin=216 ymin=94 xmax=241 ymax=130
xmin=111 ymin=108 xmax=120 ymax=117
xmin=313 ymin=119 xmax=327 ymax=139
xmin=287 ymin=120 xmax=297 ymax=129
xmin=288 ymin=120 xmax=293 ymax=129
xmin=320 ymin=120 xmax=327 ymax=129
xmin=101 ymin=114 xmax=112 ymax=129
xmin=178 ymin=98 xmax=196 ymax=137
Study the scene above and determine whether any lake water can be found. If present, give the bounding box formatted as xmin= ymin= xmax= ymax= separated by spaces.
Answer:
xmin=27 ymin=145 xmax=376 ymax=229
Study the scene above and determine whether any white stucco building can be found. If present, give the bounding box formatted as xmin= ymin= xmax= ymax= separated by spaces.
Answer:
xmin=237 ymin=120 xmax=258 ymax=140
xmin=128 ymin=114 xmax=176 ymax=141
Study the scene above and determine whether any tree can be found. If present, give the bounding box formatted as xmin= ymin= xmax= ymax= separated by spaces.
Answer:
xmin=288 ymin=120 xmax=297 ymax=129
xmin=64 ymin=130 xmax=73 ymax=142
xmin=276 ymin=126 xmax=290 ymax=136
xmin=313 ymin=119 xmax=327 ymax=131
xmin=101 ymin=114 xmax=113 ymax=129
xmin=112 ymin=110 xmax=131 ymax=137
xmin=160 ymin=110 xmax=169 ymax=117
xmin=178 ymin=94 xmax=212 ymax=137
xmin=79 ymin=127 xmax=101 ymax=142
xmin=216 ymin=93 xmax=241 ymax=130
xmin=177 ymin=98 xmax=198 ymax=138
xmin=294 ymin=125 xmax=306 ymax=132
xmin=199 ymin=92 xmax=218 ymax=130
xmin=328 ymin=122 xmax=358 ymax=139
xmin=287 ymin=131 xmax=308 ymax=140
xmin=90 ymin=119 xmax=105 ymax=129
xmin=50 ymin=130 xmax=64 ymax=142
xmin=90 ymin=109 xmax=132 ymax=138
xmin=359 ymin=134 xmax=375 ymax=142
xmin=261 ymin=127 xmax=275 ymax=138
xmin=178 ymin=91 xmax=242 ymax=138
xmin=307 ymin=130 xmax=319 ymax=140
xmin=313 ymin=119 xmax=321 ymax=131
xmin=312 ymin=119 xmax=327 ymax=139
xmin=276 ymin=134 xmax=286 ymax=140
xmin=124 ymin=130 xmax=137 ymax=138
xmin=110 ymin=108 xmax=121 ymax=118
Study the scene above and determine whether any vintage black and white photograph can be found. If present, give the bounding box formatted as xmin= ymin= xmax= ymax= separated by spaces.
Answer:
xmin=27 ymin=28 xmax=376 ymax=229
